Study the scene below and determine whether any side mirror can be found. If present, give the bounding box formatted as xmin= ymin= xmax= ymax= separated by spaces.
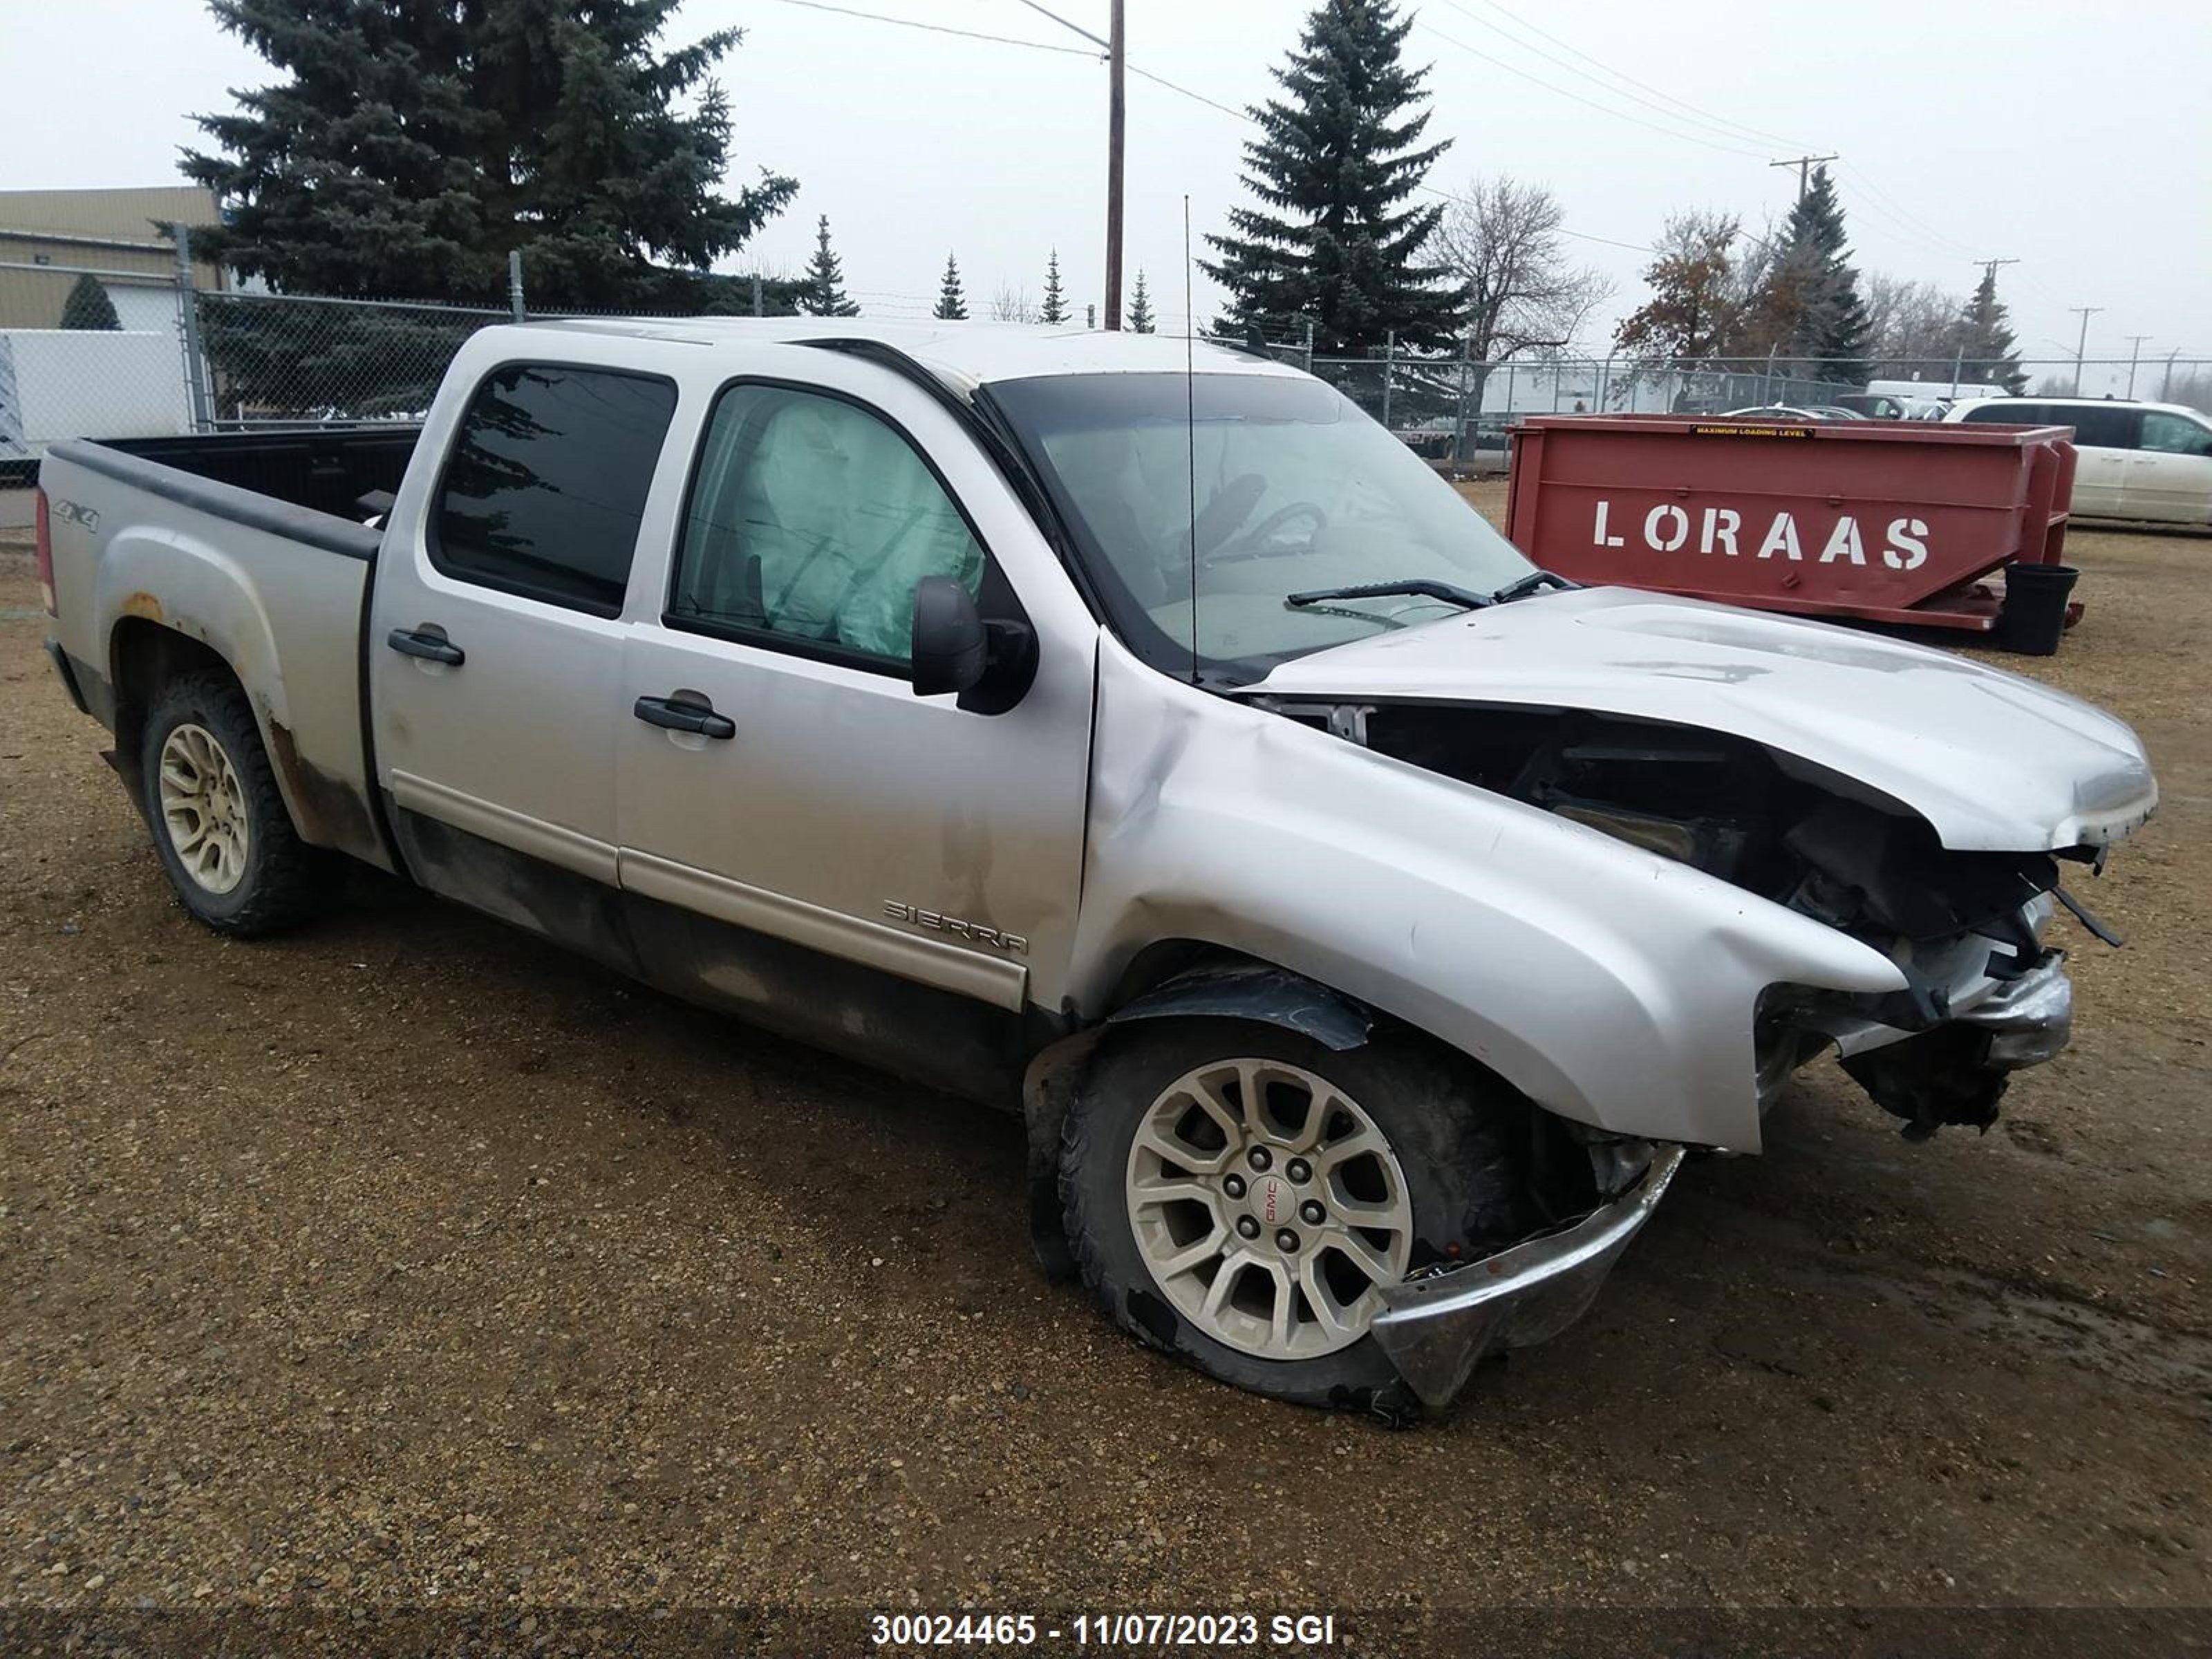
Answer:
xmin=910 ymin=576 xmax=987 ymax=697
xmin=910 ymin=576 xmax=1040 ymax=713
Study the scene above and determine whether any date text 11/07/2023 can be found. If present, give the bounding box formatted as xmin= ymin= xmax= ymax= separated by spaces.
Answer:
xmin=868 ymin=1612 xmax=1340 ymax=1649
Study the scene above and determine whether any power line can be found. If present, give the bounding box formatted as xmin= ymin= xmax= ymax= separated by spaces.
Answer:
xmin=1006 ymin=0 xmax=1106 ymax=50
xmin=1443 ymin=0 xmax=1814 ymax=152
xmin=759 ymin=0 xmax=1096 ymax=58
xmin=1417 ymin=19 xmax=1772 ymax=159
xmin=1839 ymin=160 xmax=1980 ymax=259
xmin=1437 ymin=0 xmax=1811 ymax=155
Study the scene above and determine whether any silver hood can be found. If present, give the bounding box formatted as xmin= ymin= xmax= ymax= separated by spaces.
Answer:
xmin=1254 ymin=587 xmax=2157 ymax=851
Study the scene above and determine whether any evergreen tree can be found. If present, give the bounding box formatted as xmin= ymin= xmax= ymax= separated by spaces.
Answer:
xmin=800 ymin=214 xmax=860 ymax=316
xmin=1127 ymin=270 xmax=1155 ymax=334
xmin=60 ymin=272 xmax=122 ymax=330
xmin=1743 ymin=166 xmax=1871 ymax=382
xmin=1201 ymin=0 xmax=1459 ymax=355
xmin=1039 ymin=250 xmax=1069 ymax=324
xmin=182 ymin=0 xmax=796 ymax=310
xmin=1956 ymin=270 xmax=2025 ymax=393
xmin=932 ymin=252 xmax=968 ymax=320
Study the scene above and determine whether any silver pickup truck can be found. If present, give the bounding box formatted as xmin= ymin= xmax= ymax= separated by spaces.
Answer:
xmin=37 ymin=320 xmax=2157 ymax=1419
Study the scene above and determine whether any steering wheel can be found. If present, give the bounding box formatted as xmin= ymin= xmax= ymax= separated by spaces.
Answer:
xmin=1206 ymin=500 xmax=1328 ymax=565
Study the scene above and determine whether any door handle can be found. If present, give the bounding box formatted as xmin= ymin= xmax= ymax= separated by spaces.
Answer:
xmin=634 ymin=693 xmax=735 ymax=741
xmin=387 ymin=627 xmax=465 ymax=666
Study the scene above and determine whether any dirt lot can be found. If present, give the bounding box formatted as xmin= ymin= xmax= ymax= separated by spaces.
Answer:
xmin=2 ymin=491 xmax=2207 ymax=1639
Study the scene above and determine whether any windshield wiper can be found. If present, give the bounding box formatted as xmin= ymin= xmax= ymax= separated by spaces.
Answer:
xmin=1487 ymin=569 xmax=1578 ymax=605
xmin=1285 ymin=578 xmax=1493 ymax=612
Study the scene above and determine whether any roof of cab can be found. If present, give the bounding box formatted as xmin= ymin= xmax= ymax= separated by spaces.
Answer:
xmin=521 ymin=315 xmax=1302 ymax=390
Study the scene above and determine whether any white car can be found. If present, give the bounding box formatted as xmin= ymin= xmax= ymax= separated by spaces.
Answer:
xmin=1946 ymin=397 xmax=2212 ymax=525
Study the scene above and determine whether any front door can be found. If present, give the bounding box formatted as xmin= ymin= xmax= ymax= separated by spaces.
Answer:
xmin=369 ymin=357 xmax=681 ymax=959
xmin=614 ymin=348 xmax=1094 ymax=1095
xmin=2126 ymin=409 xmax=2212 ymax=525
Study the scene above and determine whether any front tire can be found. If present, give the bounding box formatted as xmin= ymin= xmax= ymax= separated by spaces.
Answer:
xmin=1060 ymin=1018 xmax=1531 ymax=1417
xmin=140 ymin=672 xmax=331 ymax=936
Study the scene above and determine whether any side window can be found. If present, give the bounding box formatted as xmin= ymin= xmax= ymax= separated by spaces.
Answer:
xmin=432 ymin=364 xmax=678 ymax=615
xmin=2139 ymin=411 xmax=2212 ymax=455
xmin=2067 ymin=406 xmax=2142 ymax=449
xmin=1962 ymin=402 xmax=2038 ymax=424
xmin=668 ymin=383 xmax=986 ymax=668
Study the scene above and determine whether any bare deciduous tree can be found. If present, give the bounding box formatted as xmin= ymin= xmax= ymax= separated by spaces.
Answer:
xmin=1432 ymin=176 xmax=1612 ymax=361
xmin=989 ymin=283 xmax=1038 ymax=324
xmin=1864 ymin=274 xmax=1964 ymax=375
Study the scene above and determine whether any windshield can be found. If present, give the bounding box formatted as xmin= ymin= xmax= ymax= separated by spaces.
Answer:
xmin=986 ymin=371 xmax=1535 ymax=682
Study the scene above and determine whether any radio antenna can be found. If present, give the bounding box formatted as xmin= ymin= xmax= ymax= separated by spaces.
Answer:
xmin=1183 ymin=194 xmax=1199 ymax=686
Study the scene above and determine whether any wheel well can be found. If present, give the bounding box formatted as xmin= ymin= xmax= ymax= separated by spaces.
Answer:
xmin=1103 ymin=939 xmax=1268 ymax=1011
xmin=109 ymin=620 xmax=241 ymax=801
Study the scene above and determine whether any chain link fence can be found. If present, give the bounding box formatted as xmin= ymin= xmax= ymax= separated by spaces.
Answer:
xmin=6 ymin=238 xmax=2209 ymax=487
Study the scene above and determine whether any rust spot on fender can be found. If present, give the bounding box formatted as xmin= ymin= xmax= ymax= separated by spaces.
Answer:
xmin=120 ymin=592 xmax=164 ymax=623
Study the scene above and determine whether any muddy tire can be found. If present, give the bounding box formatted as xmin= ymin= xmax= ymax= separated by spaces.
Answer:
xmin=140 ymin=672 xmax=332 ymax=937
xmin=1060 ymin=1018 xmax=1530 ymax=1420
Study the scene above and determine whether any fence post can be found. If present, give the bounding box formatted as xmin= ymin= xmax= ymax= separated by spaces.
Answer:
xmin=1453 ymin=335 xmax=1472 ymax=461
xmin=1302 ymin=319 xmax=1314 ymax=373
xmin=1379 ymin=331 xmax=1396 ymax=431
xmin=172 ymin=227 xmax=214 ymax=432
xmin=1950 ymin=346 xmax=1963 ymax=397
xmin=1597 ymin=354 xmax=1613 ymax=411
xmin=751 ymin=274 xmax=764 ymax=318
xmin=507 ymin=250 xmax=526 ymax=321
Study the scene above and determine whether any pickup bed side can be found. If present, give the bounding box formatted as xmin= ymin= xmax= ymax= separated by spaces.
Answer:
xmin=40 ymin=432 xmax=410 ymax=869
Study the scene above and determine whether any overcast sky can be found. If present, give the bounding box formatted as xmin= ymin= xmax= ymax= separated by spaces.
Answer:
xmin=6 ymin=0 xmax=2209 ymax=384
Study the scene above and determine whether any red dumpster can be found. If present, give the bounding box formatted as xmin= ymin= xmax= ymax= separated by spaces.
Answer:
xmin=1503 ymin=415 xmax=2079 ymax=642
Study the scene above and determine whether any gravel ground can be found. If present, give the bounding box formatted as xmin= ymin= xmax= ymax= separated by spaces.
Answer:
xmin=1 ymin=498 xmax=2207 ymax=1633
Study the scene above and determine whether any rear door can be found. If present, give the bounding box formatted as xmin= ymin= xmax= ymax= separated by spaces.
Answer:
xmin=613 ymin=346 xmax=1096 ymax=1094
xmin=2126 ymin=409 xmax=2212 ymax=524
xmin=369 ymin=352 xmax=682 ymax=961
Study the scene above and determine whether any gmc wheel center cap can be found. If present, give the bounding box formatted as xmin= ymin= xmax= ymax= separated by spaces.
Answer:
xmin=1252 ymin=1172 xmax=1292 ymax=1228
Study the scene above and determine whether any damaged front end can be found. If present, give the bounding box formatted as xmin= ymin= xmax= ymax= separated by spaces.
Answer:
xmin=1249 ymin=696 xmax=2117 ymax=1142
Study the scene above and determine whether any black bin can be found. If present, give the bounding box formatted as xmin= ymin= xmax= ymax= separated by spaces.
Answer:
xmin=1999 ymin=563 xmax=2079 ymax=656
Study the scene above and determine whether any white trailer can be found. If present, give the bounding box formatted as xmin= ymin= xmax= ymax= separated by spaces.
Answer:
xmin=0 ymin=329 xmax=193 ymax=465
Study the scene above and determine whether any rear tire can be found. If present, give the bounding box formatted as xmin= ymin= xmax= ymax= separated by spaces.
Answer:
xmin=140 ymin=672 xmax=332 ymax=936
xmin=1060 ymin=1018 xmax=1531 ymax=1418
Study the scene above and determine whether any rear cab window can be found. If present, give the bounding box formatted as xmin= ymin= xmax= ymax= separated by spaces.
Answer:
xmin=430 ymin=364 xmax=679 ymax=615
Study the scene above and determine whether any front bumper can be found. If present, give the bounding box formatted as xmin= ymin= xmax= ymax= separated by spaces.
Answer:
xmin=1369 ymin=1145 xmax=1687 ymax=1409
xmin=1956 ymin=949 xmax=2072 ymax=1069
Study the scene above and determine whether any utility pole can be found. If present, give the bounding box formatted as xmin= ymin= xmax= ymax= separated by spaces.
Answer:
xmin=1105 ymin=0 xmax=1125 ymax=329
xmin=1969 ymin=256 xmax=2019 ymax=289
xmin=2122 ymin=334 xmax=2152 ymax=399
xmin=2069 ymin=306 xmax=2103 ymax=396
xmin=1012 ymin=0 xmax=1123 ymax=328
xmin=1769 ymin=153 xmax=1839 ymax=201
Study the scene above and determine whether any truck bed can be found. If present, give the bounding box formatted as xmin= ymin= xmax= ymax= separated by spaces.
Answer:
xmin=99 ymin=426 xmax=421 ymax=522
xmin=40 ymin=429 xmax=408 ymax=872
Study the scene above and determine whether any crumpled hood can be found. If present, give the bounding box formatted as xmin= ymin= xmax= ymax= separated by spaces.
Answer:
xmin=1253 ymin=587 xmax=2156 ymax=851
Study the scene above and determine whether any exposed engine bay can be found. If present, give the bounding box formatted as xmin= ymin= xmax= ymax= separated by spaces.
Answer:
xmin=1248 ymin=697 xmax=2112 ymax=1141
